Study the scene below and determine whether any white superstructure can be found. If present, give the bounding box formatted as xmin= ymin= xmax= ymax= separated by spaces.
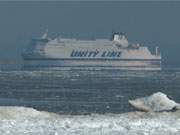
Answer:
xmin=22 ymin=32 xmax=161 ymax=70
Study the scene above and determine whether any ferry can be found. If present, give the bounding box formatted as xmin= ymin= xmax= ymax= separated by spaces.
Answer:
xmin=22 ymin=32 xmax=161 ymax=70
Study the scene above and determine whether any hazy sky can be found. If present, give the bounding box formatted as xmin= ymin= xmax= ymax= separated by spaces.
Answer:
xmin=0 ymin=1 xmax=180 ymax=68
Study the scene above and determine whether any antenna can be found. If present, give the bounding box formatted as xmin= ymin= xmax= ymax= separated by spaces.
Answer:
xmin=41 ymin=29 xmax=48 ymax=39
xmin=156 ymin=46 xmax=160 ymax=56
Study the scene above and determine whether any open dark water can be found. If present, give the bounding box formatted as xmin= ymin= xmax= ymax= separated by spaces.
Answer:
xmin=0 ymin=68 xmax=180 ymax=114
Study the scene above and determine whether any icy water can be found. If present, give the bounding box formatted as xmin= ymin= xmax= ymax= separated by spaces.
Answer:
xmin=0 ymin=68 xmax=180 ymax=114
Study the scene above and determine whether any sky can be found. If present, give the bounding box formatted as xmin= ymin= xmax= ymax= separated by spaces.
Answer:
xmin=0 ymin=1 xmax=180 ymax=69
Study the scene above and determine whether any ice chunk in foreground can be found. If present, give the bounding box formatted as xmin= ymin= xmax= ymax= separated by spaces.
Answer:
xmin=129 ymin=92 xmax=180 ymax=112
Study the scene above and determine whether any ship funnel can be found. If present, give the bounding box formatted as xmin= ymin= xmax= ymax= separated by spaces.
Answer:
xmin=113 ymin=34 xmax=129 ymax=48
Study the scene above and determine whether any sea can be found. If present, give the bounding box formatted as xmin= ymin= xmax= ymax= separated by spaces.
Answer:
xmin=0 ymin=66 xmax=180 ymax=114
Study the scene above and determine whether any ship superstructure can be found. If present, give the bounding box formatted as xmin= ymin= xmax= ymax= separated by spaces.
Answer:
xmin=22 ymin=32 xmax=161 ymax=70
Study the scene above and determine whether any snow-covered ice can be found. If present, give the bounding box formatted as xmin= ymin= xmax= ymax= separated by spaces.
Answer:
xmin=0 ymin=107 xmax=180 ymax=135
xmin=0 ymin=92 xmax=180 ymax=135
